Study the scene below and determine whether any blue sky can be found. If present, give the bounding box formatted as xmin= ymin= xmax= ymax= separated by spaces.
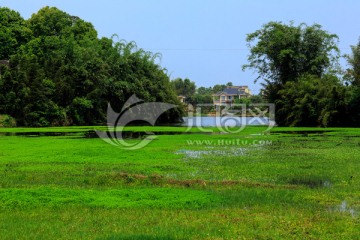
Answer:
xmin=1 ymin=0 xmax=359 ymax=94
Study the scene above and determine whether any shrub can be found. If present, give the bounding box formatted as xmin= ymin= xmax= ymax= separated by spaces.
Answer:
xmin=0 ymin=114 xmax=16 ymax=127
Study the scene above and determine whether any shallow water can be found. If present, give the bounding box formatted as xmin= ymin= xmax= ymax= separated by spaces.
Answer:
xmin=336 ymin=200 xmax=358 ymax=218
xmin=176 ymin=148 xmax=247 ymax=159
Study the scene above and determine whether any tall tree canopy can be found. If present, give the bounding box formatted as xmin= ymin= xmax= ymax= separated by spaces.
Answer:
xmin=347 ymin=39 xmax=360 ymax=87
xmin=346 ymin=39 xmax=360 ymax=125
xmin=0 ymin=7 xmax=32 ymax=59
xmin=212 ymin=84 xmax=227 ymax=94
xmin=0 ymin=7 xmax=182 ymax=126
xmin=243 ymin=21 xmax=342 ymax=126
xmin=171 ymin=78 xmax=196 ymax=97
xmin=243 ymin=22 xmax=340 ymax=85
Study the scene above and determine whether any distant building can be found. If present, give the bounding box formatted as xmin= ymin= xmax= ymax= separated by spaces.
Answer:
xmin=212 ymin=86 xmax=252 ymax=106
xmin=177 ymin=95 xmax=186 ymax=103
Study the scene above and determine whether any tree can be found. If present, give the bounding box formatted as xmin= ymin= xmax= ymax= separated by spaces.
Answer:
xmin=171 ymin=78 xmax=196 ymax=97
xmin=27 ymin=6 xmax=97 ymax=40
xmin=346 ymin=39 xmax=360 ymax=87
xmin=212 ymin=84 xmax=227 ymax=93
xmin=191 ymin=93 xmax=213 ymax=105
xmin=346 ymin=39 xmax=360 ymax=125
xmin=276 ymin=74 xmax=347 ymax=127
xmin=197 ymin=86 xmax=213 ymax=95
xmin=243 ymin=22 xmax=339 ymax=86
xmin=1 ymin=6 xmax=103 ymax=126
xmin=0 ymin=7 xmax=32 ymax=59
xmin=0 ymin=6 xmax=183 ymax=126
xmin=243 ymin=21 xmax=340 ymax=126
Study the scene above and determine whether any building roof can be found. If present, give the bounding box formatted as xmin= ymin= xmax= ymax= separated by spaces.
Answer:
xmin=213 ymin=86 xmax=249 ymax=96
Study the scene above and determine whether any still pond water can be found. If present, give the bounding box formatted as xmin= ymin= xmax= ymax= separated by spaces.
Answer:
xmin=182 ymin=116 xmax=272 ymax=127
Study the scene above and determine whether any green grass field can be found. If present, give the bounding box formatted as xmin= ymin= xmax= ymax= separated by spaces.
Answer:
xmin=0 ymin=126 xmax=359 ymax=239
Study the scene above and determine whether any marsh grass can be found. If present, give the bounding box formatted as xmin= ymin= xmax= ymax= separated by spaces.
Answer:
xmin=0 ymin=126 xmax=359 ymax=239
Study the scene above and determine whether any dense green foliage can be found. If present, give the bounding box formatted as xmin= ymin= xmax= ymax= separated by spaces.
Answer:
xmin=0 ymin=8 xmax=32 ymax=60
xmin=244 ymin=22 xmax=340 ymax=85
xmin=0 ymin=126 xmax=359 ymax=238
xmin=0 ymin=7 xmax=182 ymax=126
xmin=243 ymin=22 xmax=356 ymax=127
xmin=276 ymin=74 xmax=348 ymax=127
xmin=171 ymin=78 xmax=196 ymax=98
xmin=0 ymin=114 xmax=16 ymax=127
xmin=347 ymin=39 xmax=360 ymax=87
xmin=346 ymin=39 xmax=360 ymax=125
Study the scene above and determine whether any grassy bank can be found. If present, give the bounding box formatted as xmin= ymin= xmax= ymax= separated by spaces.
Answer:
xmin=0 ymin=126 xmax=359 ymax=239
